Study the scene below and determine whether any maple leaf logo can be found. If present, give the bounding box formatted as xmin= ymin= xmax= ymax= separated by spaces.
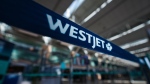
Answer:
xmin=106 ymin=43 xmax=112 ymax=51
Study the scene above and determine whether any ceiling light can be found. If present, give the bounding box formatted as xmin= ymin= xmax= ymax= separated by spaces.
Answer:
xmin=42 ymin=36 xmax=51 ymax=44
xmin=68 ymin=45 xmax=74 ymax=50
xmin=136 ymin=53 xmax=145 ymax=57
xmin=0 ymin=22 xmax=11 ymax=34
xmin=63 ymin=0 xmax=85 ymax=18
xmin=146 ymin=20 xmax=150 ymax=25
xmin=107 ymin=0 xmax=112 ymax=3
xmin=82 ymin=11 xmax=97 ymax=23
xmin=108 ymin=23 xmax=146 ymax=41
xmin=130 ymin=47 xmax=150 ymax=54
xmin=100 ymin=2 xmax=107 ymax=9
xmin=95 ymin=52 xmax=99 ymax=57
xmin=120 ymin=38 xmax=148 ymax=49
xmin=81 ymin=0 xmax=113 ymax=24
xmin=84 ymin=50 xmax=88 ymax=54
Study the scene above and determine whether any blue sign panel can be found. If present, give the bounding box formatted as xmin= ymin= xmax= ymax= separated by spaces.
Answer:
xmin=0 ymin=0 xmax=139 ymax=63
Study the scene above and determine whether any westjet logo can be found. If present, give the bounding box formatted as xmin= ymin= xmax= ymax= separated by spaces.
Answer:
xmin=46 ymin=14 xmax=112 ymax=51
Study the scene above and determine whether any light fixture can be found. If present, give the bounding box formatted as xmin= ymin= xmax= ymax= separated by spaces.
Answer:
xmin=100 ymin=2 xmax=107 ymax=9
xmin=42 ymin=36 xmax=51 ymax=44
xmin=108 ymin=23 xmax=146 ymax=41
xmin=0 ymin=22 xmax=11 ymax=34
xmin=84 ymin=50 xmax=88 ymax=54
xmin=81 ymin=0 xmax=113 ymax=24
xmin=120 ymin=38 xmax=148 ymax=49
xmin=68 ymin=45 xmax=74 ymax=50
xmin=95 ymin=52 xmax=99 ymax=57
xmin=63 ymin=0 xmax=85 ymax=18
xmin=130 ymin=47 xmax=150 ymax=54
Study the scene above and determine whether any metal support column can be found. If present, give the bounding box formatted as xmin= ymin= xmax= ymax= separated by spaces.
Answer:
xmin=140 ymin=64 xmax=150 ymax=84
xmin=93 ymin=68 xmax=97 ymax=84
xmin=86 ymin=65 xmax=90 ymax=84
xmin=40 ymin=52 xmax=46 ymax=72
xmin=69 ymin=57 xmax=73 ymax=84
xmin=127 ymin=69 xmax=132 ymax=84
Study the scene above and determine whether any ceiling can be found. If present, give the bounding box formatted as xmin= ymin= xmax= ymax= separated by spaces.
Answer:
xmin=71 ymin=0 xmax=150 ymax=57
xmin=34 ymin=0 xmax=73 ymax=15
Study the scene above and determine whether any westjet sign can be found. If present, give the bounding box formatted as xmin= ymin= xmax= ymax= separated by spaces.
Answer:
xmin=47 ymin=14 xmax=112 ymax=51
xmin=0 ymin=0 xmax=139 ymax=63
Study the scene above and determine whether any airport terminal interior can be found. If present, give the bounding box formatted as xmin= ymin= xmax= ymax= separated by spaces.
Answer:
xmin=0 ymin=0 xmax=150 ymax=84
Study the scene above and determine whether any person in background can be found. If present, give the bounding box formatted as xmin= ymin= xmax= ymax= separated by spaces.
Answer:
xmin=39 ymin=42 xmax=52 ymax=65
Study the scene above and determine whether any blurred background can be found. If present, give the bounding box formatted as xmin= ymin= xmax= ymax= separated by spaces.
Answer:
xmin=0 ymin=0 xmax=150 ymax=84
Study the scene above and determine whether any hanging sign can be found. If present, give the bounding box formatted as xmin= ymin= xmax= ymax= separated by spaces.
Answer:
xmin=0 ymin=0 xmax=140 ymax=63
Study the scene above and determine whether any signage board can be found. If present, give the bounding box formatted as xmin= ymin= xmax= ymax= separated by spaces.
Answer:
xmin=0 ymin=0 xmax=139 ymax=63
